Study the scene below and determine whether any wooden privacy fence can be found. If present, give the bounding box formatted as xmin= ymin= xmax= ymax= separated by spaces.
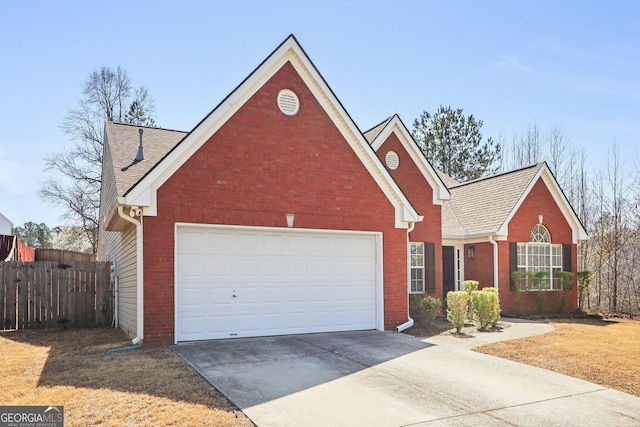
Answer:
xmin=0 ymin=261 xmax=113 ymax=330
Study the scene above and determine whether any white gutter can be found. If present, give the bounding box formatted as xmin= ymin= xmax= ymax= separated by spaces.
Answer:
xmin=117 ymin=205 xmax=144 ymax=345
xmin=488 ymin=235 xmax=499 ymax=288
xmin=113 ymin=274 xmax=119 ymax=328
xmin=397 ymin=222 xmax=416 ymax=333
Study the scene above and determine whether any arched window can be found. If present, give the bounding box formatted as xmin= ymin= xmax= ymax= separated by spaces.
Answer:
xmin=516 ymin=224 xmax=562 ymax=290
xmin=530 ymin=224 xmax=551 ymax=243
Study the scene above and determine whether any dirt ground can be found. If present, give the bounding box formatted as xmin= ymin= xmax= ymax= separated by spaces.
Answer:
xmin=476 ymin=317 xmax=640 ymax=397
xmin=0 ymin=328 xmax=254 ymax=427
xmin=4 ymin=317 xmax=639 ymax=425
xmin=407 ymin=315 xmax=640 ymax=398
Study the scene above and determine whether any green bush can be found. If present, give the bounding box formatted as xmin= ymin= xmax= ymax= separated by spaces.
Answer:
xmin=409 ymin=294 xmax=442 ymax=325
xmin=533 ymin=271 xmax=549 ymax=314
xmin=462 ymin=280 xmax=479 ymax=293
xmin=446 ymin=291 xmax=469 ymax=333
xmin=577 ymin=271 xmax=592 ymax=311
xmin=555 ymin=271 xmax=575 ymax=313
xmin=462 ymin=280 xmax=479 ymax=320
xmin=481 ymin=287 xmax=501 ymax=328
xmin=511 ymin=271 xmax=533 ymax=316
xmin=471 ymin=289 xmax=501 ymax=330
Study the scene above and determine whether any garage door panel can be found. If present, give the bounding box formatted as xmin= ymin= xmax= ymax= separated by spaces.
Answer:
xmin=180 ymin=288 xmax=205 ymax=306
xmin=176 ymin=226 xmax=378 ymax=341
xmin=262 ymin=285 xmax=286 ymax=303
xmin=208 ymin=287 xmax=233 ymax=305
xmin=236 ymin=259 xmax=260 ymax=277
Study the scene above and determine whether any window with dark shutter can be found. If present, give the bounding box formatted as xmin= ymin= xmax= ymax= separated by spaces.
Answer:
xmin=425 ymin=242 xmax=436 ymax=293
xmin=563 ymin=244 xmax=572 ymax=272
xmin=509 ymin=241 xmax=517 ymax=291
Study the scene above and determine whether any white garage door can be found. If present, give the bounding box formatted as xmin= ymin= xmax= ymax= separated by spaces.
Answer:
xmin=175 ymin=225 xmax=380 ymax=342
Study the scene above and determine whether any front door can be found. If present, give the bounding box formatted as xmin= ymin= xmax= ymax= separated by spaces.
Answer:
xmin=442 ymin=246 xmax=456 ymax=298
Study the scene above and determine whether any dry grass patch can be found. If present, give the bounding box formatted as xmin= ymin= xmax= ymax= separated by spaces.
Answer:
xmin=476 ymin=317 xmax=640 ymax=397
xmin=0 ymin=328 xmax=254 ymax=426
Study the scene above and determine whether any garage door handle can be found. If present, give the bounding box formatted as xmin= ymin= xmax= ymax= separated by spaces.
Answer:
xmin=232 ymin=294 xmax=237 ymax=298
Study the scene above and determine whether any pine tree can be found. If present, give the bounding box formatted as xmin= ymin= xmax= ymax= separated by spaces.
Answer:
xmin=412 ymin=105 xmax=500 ymax=181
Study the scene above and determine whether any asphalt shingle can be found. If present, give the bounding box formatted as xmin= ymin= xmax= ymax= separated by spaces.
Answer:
xmin=105 ymin=122 xmax=187 ymax=197
xmin=443 ymin=163 xmax=542 ymax=236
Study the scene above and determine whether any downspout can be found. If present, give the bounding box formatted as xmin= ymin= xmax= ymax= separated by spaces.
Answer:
xmin=397 ymin=222 xmax=416 ymax=333
xmin=488 ymin=235 xmax=499 ymax=289
xmin=113 ymin=266 xmax=119 ymax=328
xmin=117 ymin=205 xmax=144 ymax=345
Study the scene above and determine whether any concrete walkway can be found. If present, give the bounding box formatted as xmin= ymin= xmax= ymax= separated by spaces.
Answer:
xmin=174 ymin=320 xmax=640 ymax=426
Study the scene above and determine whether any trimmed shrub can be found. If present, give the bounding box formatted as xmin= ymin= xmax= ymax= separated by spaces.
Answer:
xmin=446 ymin=291 xmax=469 ymax=333
xmin=471 ymin=289 xmax=500 ymax=330
xmin=462 ymin=280 xmax=479 ymax=320
xmin=482 ymin=287 xmax=501 ymax=328
xmin=462 ymin=280 xmax=479 ymax=294
xmin=409 ymin=294 xmax=442 ymax=325
xmin=533 ymin=271 xmax=549 ymax=314
xmin=511 ymin=271 xmax=533 ymax=316
xmin=555 ymin=271 xmax=575 ymax=313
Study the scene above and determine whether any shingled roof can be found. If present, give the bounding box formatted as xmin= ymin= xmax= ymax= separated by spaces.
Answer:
xmin=435 ymin=169 xmax=460 ymax=188
xmin=363 ymin=117 xmax=392 ymax=143
xmin=443 ymin=163 xmax=543 ymax=236
xmin=105 ymin=122 xmax=187 ymax=197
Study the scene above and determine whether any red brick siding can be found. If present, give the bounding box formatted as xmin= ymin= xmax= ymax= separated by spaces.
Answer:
xmin=142 ymin=63 xmax=409 ymax=346
xmin=499 ymin=178 xmax=578 ymax=315
xmin=375 ymin=134 xmax=443 ymax=299
xmin=464 ymin=242 xmax=494 ymax=289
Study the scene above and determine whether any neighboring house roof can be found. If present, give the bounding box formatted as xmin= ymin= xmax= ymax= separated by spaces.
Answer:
xmin=103 ymin=34 xmax=421 ymax=228
xmin=105 ymin=122 xmax=187 ymax=197
xmin=366 ymin=115 xmax=451 ymax=203
xmin=434 ymin=169 xmax=460 ymax=188
xmin=443 ymin=162 xmax=588 ymax=243
xmin=363 ymin=117 xmax=392 ymax=143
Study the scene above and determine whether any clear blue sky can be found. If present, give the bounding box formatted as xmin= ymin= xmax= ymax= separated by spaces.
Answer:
xmin=1 ymin=1 xmax=638 ymax=227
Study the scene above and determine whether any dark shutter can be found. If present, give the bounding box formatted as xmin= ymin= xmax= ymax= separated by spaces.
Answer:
xmin=563 ymin=244 xmax=573 ymax=272
xmin=425 ymin=242 xmax=435 ymax=293
xmin=509 ymin=242 xmax=518 ymax=291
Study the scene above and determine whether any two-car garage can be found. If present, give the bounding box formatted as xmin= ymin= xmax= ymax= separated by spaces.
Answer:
xmin=175 ymin=224 xmax=382 ymax=342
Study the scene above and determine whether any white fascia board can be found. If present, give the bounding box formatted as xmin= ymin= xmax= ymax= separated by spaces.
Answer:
xmin=443 ymin=231 xmax=507 ymax=244
xmin=497 ymin=165 xmax=588 ymax=243
xmin=124 ymin=37 xmax=419 ymax=228
xmin=540 ymin=171 xmax=589 ymax=243
xmin=123 ymin=39 xmax=296 ymax=216
xmin=370 ymin=116 xmax=451 ymax=204
xmin=287 ymin=53 xmax=420 ymax=227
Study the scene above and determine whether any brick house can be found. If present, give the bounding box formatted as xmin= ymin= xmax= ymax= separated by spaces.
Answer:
xmin=98 ymin=35 xmax=587 ymax=346
xmin=439 ymin=163 xmax=588 ymax=314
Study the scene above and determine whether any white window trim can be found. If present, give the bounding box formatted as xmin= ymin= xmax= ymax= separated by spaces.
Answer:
xmin=517 ymin=242 xmax=563 ymax=292
xmin=410 ymin=242 xmax=425 ymax=293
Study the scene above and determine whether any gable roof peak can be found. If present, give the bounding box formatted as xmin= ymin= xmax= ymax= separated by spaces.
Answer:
xmin=108 ymin=34 xmax=421 ymax=228
xmin=367 ymin=114 xmax=451 ymax=203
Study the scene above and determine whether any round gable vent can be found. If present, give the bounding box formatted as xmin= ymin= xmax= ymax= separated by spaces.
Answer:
xmin=277 ymin=89 xmax=300 ymax=116
xmin=385 ymin=151 xmax=399 ymax=170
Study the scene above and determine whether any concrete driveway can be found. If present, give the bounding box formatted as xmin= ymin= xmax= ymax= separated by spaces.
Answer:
xmin=173 ymin=320 xmax=640 ymax=426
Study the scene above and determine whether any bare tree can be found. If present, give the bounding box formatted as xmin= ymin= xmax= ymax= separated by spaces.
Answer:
xmin=40 ymin=66 xmax=156 ymax=254
xmin=509 ymin=122 xmax=542 ymax=168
